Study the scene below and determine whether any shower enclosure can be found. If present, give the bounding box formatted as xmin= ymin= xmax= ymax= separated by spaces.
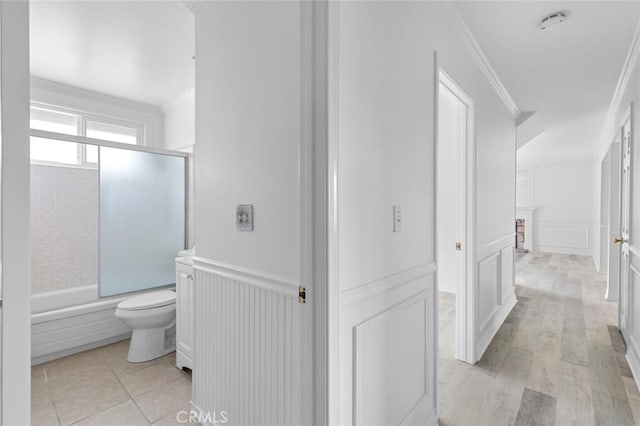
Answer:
xmin=30 ymin=121 xmax=188 ymax=313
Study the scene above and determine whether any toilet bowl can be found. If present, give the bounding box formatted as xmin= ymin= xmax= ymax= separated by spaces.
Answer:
xmin=115 ymin=290 xmax=177 ymax=362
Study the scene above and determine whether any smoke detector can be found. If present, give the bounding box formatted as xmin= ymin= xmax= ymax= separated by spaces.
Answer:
xmin=539 ymin=12 xmax=566 ymax=30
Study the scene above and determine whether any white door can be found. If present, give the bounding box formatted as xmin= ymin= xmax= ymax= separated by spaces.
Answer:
xmin=437 ymin=81 xmax=465 ymax=296
xmin=607 ymin=141 xmax=621 ymax=301
xmin=619 ymin=119 xmax=632 ymax=339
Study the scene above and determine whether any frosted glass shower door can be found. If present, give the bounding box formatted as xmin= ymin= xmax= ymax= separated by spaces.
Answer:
xmin=99 ymin=147 xmax=186 ymax=297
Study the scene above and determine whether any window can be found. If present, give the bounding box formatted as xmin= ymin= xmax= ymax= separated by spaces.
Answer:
xmin=29 ymin=103 xmax=144 ymax=167
xmin=30 ymin=107 xmax=79 ymax=135
xmin=86 ymin=120 xmax=138 ymax=144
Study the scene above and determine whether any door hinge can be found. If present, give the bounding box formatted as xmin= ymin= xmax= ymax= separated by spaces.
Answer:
xmin=299 ymin=286 xmax=307 ymax=304
xmin=456 ymin=242 xmax=462 ymax=251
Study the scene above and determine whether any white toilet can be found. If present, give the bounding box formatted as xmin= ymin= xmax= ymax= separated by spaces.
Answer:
xmin=115 ymin=290 xmax=177 ymax=362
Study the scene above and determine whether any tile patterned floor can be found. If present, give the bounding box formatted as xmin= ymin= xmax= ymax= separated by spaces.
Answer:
xmin=32 ymin=340 xmax=192 ymax=426
xmin=439 ymin=252 xmax=640 ymax=426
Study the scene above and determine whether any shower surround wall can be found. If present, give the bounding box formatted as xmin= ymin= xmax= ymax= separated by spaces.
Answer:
xmin=30 ymin=164 xmax=98 ymax=295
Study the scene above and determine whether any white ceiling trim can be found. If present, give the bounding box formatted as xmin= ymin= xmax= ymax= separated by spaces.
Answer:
xmin=450 ymin=7 xmax=520 ymax=118
xmin=597 ymin=17 xmax=640 ymax=160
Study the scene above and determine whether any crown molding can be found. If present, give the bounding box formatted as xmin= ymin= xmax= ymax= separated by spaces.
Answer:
xmin=597 ymin=17 xmax=640 ymax=161
xmin=181 ymin=0 xmax=205 ymax=15
xmin=449 ymin=7 xmax=520 ymax=118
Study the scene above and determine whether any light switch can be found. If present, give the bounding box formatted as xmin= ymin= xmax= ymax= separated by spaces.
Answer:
xmin=393 ymin=205 xmax=401 ymax=232
xmin=236 ymin=204 xmax=254 ymax=231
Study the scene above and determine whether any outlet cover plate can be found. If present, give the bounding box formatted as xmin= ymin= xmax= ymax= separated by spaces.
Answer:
xmin=236 ymin=204 xmax=254 ymax=231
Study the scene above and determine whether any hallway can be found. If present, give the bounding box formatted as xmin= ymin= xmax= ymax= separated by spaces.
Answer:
xmin=439 ymin=253 xmax=638 ymax=425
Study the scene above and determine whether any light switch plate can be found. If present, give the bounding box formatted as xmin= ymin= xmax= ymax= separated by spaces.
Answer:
xmin=393 ymin=205 xmax=401 ymax=232
xmin=236 ymin=204 xmax=254 ymax=231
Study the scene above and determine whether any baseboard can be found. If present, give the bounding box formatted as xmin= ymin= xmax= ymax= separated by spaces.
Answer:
xmin=475 ymin=293 xmax=517 ymax=361
xmin=627 ymin=342 xmax=640 ymax=395
xmin=536 ymin=246 xmax=593 ymax=257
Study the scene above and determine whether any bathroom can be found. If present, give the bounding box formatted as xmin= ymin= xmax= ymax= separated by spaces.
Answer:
xmin=29 ymin=2 xmax=196 ymax=424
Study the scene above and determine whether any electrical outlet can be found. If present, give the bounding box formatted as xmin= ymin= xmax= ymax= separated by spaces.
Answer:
xmin=236 ymin=204 xmax=254 ymax=231
xmin=393 ymin=205 xmax=401 ymax=232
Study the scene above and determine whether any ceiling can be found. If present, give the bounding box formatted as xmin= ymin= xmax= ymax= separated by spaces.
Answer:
xmin=30 ymin=1 xmax=194 ymax=107
xmin=456 ymin=1 xmax=640 ymax=159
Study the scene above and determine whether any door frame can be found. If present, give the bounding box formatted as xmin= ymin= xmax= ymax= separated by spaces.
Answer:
xmin=0 ymin=1 xmax=31 ymax=424
xmin=436 ymin=69 xmax=477 ymax=364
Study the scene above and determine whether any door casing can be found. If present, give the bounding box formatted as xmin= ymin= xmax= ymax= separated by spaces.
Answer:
xmin=437 ymin=69 xmax=477 ymax=364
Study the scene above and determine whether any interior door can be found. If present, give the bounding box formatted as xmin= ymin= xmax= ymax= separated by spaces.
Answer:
xmin=619 ymin=120 xmax=632 ymax=338
xmin=437 ymin=82 xmax=465 ymax=296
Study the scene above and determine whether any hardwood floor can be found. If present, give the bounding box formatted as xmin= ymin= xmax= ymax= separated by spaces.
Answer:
xmin=438 ymin=252 xmax=640 ymax=426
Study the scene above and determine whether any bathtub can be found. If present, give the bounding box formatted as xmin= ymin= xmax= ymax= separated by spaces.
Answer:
xmin=31 ymin=284 xmax=174 ymax=365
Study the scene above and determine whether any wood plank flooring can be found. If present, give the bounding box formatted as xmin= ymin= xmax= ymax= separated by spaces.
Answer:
xmin=439 ymin=252 xmax=640 ymax=426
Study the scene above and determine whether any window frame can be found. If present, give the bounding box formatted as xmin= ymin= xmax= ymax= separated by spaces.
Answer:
xmin=29 ymin=102 xmax=146 ymax=168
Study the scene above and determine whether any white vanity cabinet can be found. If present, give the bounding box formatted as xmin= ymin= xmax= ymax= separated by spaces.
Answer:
xmin=176 ymin=255 xmax=194 ymax=370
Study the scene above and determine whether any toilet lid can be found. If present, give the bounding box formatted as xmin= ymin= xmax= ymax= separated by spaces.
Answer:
xmin=117 ymin=290 xmax=176 ymax=311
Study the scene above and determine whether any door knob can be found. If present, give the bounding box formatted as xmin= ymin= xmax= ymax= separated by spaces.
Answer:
xmin=614 ymin=237 xmax=627 ymax=244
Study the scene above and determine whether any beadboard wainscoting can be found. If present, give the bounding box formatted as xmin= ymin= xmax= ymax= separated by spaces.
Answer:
xmin=625 ymin=245 xmax=640 ymax=390
xmin=192 ymin=257 xmax=308 ymax=426
xmin=338 ymin=264 xmax=438 ymax=426
xmin=475 ymin=233 xmax=517 ymax=359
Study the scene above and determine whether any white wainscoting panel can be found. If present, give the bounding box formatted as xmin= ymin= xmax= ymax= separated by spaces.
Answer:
xmin=536 ymin=221 xmax=591 ymax=255
xmin=193 ymin=264 xmax=306 ymax=426
xmin=339 ymin=267 xmax=437 ymax=426
xmin=501 ymin=247 xmax=514 ymax=304
xmin=626 ymin=246 xmax=640 ymax=388
xmin=475 ymin=234 xmax=517 ymax=359
xmin=478 ymin=253 xmax=500 ymax=333
xmin=354 ymin=296 xmax=430 ymax=426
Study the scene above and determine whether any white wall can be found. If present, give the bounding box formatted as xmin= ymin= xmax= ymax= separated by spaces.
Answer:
xmin=335 ymin=2 xmax=516 ymax=424
xmin=518 ymin=162 xmax=597 ymax=257
xmin=517 ymin=163 xmax=597 ymax=258
xmin=163 ymin=89 xmax=194 ymax=151
xmin=192 ymin=2 xmax=517 ymax=424
xmin=194 ymin=3 xmax=300 ymax=280
xmin=31 ymin=77 xmax=165 ymax=148
xmin=192 ymin=2 xmax=309 ymax=425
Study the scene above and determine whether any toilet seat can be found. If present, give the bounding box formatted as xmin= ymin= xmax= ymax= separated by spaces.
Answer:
xmin=117 ymin=290 xmax=176 ymax=311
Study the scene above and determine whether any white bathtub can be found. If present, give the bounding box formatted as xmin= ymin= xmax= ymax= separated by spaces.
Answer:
xmin=31 ymin=284 xmax=173 ymax=365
